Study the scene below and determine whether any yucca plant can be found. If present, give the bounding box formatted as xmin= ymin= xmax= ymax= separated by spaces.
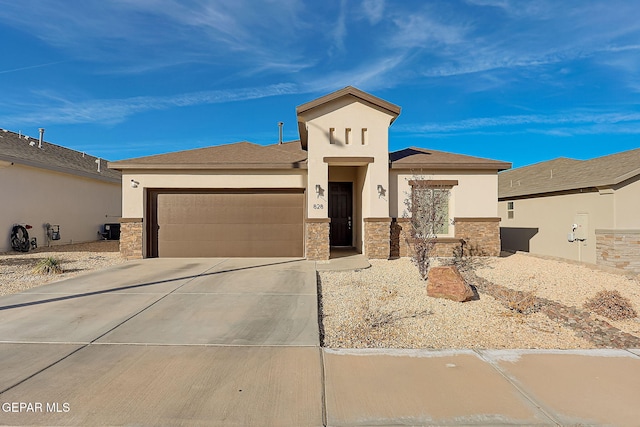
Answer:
xmin=32 ymin=257 xmax=63 ymax=275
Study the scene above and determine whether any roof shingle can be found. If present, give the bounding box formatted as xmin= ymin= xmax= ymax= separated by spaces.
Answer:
xmin=109 ymin=141 xmax=308 ymax=170
xmin=0 ymin=128 xmax=121 ymax=183
xmin=498 ymin=148 xmax=640 ymax=198
xmin=390 ymin=147 xmax=511 ymax=171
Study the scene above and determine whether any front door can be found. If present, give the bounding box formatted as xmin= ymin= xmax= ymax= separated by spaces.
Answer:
xmin=329 ymin=182 xmax=353 ymax=246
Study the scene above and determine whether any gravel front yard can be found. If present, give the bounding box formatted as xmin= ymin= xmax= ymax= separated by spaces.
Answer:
xmin=3 ymin=243 xmax=639 ymax=349
xmin=319 ymin=254 xmax=640 ymax=349
xmin=0 ymin=241 xmax=125 ymax=296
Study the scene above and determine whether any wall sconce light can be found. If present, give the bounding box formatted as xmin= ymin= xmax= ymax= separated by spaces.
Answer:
xmin=130 ymin=179 xmax=140 ymax=188
xmin=315 ymin=184 xmax=324 ymax=198
xmin=377 ymin=184 xmax=386 ymax=197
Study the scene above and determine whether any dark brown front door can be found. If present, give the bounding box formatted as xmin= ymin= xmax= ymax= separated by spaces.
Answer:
xmin=329 ymin=182 xmax=352 ymax=246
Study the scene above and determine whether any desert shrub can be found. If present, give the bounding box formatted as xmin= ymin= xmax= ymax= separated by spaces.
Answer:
xmin=584 ymin=290 xmax=637 ymax=321
xmin=494 ymin=287 xmax=540 ymax=315
xmin=32 ymin=257 xmax=63 ymax=275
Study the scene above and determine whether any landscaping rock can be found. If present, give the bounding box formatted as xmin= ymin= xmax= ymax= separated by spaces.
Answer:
xmin=427 ymin=266 xmax=474 ymax=302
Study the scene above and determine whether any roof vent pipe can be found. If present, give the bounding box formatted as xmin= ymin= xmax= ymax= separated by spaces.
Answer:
xmin=38 ymin=128 xmax=45 ymax=149
xmin=278 ymin=121 xmax=283 ymax=144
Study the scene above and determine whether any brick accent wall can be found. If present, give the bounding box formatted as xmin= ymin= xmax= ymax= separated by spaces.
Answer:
xmin=596 ymin=229 xmax=640 ymax=273
xmin=454 ymin=217 xmax=501 ymax=257
xmin=364 ymin=218 xmax=391 ymax=259
xmin=120 ymin=219 xmax=143 ymax=259
xmin=306 ymin=219 xmax=330 ymax=261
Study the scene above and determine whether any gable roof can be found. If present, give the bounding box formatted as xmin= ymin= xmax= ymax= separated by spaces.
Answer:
xmin=109 ymin=141 xmax=308 ymax=170
xmin=390 ymin=147 xmax=512 ymax=171
xmin=296 ymin=86 xmax=401 ymax=119
xmin=0 ymin=128 xmax=121 ymax=183
xmin=296 ymin=86 xmax=401 ymax=150
xmin=498 ymin=148 xmax=640 ymax=199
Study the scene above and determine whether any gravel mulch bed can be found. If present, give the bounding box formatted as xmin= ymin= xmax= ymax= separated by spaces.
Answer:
xmin=319 ymin=255 xmax=640 ymax=349
xmin=0 ymin=241 xmax=125 ymax=296
xmin=473 ymin=254 xmax=640 ymax=339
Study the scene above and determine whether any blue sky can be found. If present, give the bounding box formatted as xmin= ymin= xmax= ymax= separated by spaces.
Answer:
xmin=1 ymin=0 xmax=639 ymax=168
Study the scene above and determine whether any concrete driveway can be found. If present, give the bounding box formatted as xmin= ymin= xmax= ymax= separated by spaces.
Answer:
xmin=0 ymin=258 xmax=323 ymax=426
xmin=2 ymin=258 xmax=640 ymax=426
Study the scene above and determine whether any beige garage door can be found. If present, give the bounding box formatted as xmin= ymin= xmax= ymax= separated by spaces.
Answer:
xmin=151 ymin=191 xmax=304 ymax=257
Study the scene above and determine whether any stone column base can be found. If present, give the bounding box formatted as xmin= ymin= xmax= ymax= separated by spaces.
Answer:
xmin=306 ymin=219 xmax=330 ymax=261
xmin=454 ymin=217 xmax=501 ymax=257
xmin=120 ymin=218 xmax=143 ymax=259
xmin=596 ymin=229 xmax=640 ymax=273
xmin=364 ymin=218 xmax=391 ymax=259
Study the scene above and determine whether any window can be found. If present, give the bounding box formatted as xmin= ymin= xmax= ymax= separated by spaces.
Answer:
xmin=361 ymin=128 xmax=367 ymax=145
xmin=329 ymin=128 xmax=335 ymax=144
xmin=507 ymin=201 xmax=514 ymax=219
xmin=345 ymin=128 xmax=351 ymax=145
xmin=412 ymin=188 xmax=450 ymax=236
xmin=408 ymin=180 xmax=457 ymax=237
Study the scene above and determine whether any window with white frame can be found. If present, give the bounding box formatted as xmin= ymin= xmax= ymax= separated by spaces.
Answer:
xmin=507 ymin=201 xmax=514 ymax=219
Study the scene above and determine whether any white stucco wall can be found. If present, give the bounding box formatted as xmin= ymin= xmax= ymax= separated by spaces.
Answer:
xmin=498 ymin=190 xmax=614 ymax=264
xmin=0 ymin=163 xmax=121 ymax=252
xmin=300 ymin=97 xmax=395 ymax=219
xmin=390 ymin=171 xmax=499 ymax=220
xmin=121 ymin=169 xmax=307 ymax=218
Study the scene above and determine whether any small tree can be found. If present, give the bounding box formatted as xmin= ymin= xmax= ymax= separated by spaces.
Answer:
xmin=403 ymin=176 xmax=451 ymax=280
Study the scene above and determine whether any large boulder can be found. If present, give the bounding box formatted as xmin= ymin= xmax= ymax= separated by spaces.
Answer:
xmin=427 ymin=266 xmax=474 ymax=302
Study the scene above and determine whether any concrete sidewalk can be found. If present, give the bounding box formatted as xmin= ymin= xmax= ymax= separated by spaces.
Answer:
xmin=323 ymin=348 xmax=640 ymax=426
xmin=0 ymin=258 xmax=639 ymax=426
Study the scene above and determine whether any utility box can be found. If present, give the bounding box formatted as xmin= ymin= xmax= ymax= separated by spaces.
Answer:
xmin=574 ymin=213 xmax=588 ymax=240
xmin=101 ymin=223 xmax=121 ymax=240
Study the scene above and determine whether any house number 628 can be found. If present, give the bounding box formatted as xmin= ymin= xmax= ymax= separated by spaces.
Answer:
xmin=313 ymin=204 xmax=324 ymax=210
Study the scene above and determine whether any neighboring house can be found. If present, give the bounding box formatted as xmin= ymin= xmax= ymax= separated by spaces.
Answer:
xmin=0 ymin=128 xmax=122 ymax=252
xmin=498 ymin=148 xmax=640 ymax=273
xmin=109 ymin=87 xmax=510 ymax=260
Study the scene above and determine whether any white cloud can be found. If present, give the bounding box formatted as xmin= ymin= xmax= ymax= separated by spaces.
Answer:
xmin=0 ymin=84 xmax=301 ymax=125
xmin=398 ymin=110 xmax=640 ymax=136
xmin=362 ymin=0 xmax=384 ymax=24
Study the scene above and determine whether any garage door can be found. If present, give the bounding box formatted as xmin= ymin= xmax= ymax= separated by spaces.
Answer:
xmin=150 ymin=190 xmax=304 ymax=257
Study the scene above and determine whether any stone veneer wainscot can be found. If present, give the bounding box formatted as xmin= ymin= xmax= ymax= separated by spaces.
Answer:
xmin=596 ymin=229 xmax=640 ymax=273
xmin=120 ymin=218 xmax=143 ymax=259
xmin=305 ymin=219 xmax=330 ymax=261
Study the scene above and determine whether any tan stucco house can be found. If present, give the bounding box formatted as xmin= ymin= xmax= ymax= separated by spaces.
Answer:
xmin=110 ymin=87 xmax=510 ymax=260
xmin=0 ymin=128 xmax=122 ymax=252
xmin=499 ymin=148 xmax=640 ymax=273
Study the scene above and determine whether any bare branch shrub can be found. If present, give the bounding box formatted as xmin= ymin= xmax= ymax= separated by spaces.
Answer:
xmin=403 ymin=175 xmax=451 ymax=279
xmin=584 ymin=290 xmax=637 ymax=321
xmin=490 ymin=286 xmax=540 ymax=315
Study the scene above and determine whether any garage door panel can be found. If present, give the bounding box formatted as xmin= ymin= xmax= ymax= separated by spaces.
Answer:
xmin=158 ymin=239 xmax=304 ymax=258
xmin=159 ymin=224 xmax=303 ymax=242
xmin=159 ymin=208 xmax=303 ymax=225
xmin=154 ymin=191 xmax=304 ymax=257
